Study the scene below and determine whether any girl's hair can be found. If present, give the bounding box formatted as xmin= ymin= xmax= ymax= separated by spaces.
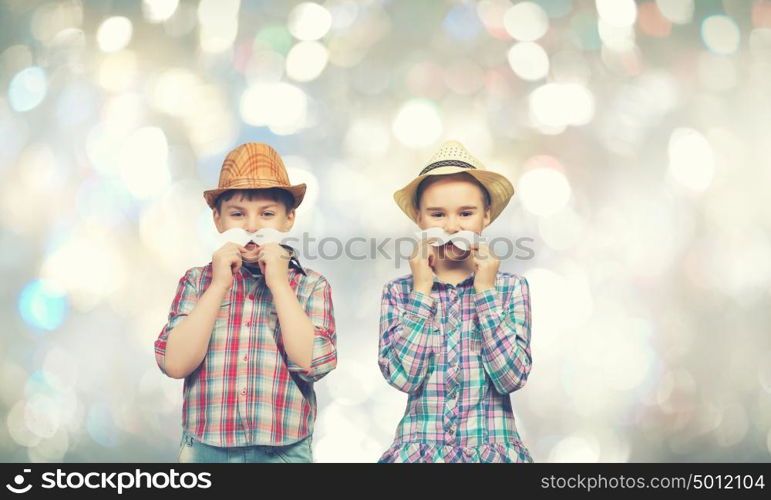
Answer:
xmin=414 ymin=172 xmax=491 ymax=210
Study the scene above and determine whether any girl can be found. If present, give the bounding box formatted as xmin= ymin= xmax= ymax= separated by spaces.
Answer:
xmin=378 ymin=140 xmax=533 ymax=463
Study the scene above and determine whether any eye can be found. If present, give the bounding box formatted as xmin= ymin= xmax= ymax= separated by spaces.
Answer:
xmin=230 ymin=212 xmax=243 ymax=217
xmin=430 ymin=212 xmax=444 ymax=217
xmin=262 ymin=211 xmax=274 ymax=217
xmin=460 ymin=211 xmax=472 ymax=217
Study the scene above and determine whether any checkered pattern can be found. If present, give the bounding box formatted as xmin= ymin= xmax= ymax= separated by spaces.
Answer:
xmin=154 ymin=257 xmax=336 ymax=447
xmin=203 ymin=142 xmax=305 ymax=209
xmin=377 ymin=271 xmax=533 ymax=463
xmin=219 ymin=143 xmax=288 ymax=185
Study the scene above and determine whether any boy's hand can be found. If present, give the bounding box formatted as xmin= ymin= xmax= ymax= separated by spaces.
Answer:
xmin=471 ymin=242 xmax=498 ymax=292
xmin=410 ymin=237 xmax=436 ymax=296
xmin=211 ymin=242 xmax=247 ymax=291
xmin=256 ymin=242 xmax=291 ymax=290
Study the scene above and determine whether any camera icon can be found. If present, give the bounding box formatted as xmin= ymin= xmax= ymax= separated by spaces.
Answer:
xmin=5 ymin=469 xmax=32 ymax=494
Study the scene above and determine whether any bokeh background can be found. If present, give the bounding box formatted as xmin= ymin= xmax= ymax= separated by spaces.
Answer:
xmin=1 ymin=0 xmax=770 ymax=462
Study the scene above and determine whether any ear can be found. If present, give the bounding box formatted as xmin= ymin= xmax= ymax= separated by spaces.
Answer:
xmin=283 ymin=208 xmax=296 ymax=231
xmin=415 ymin=212 xmax=424 ymax=230
xmin=212 ymin=208 xmax=223 ymax=232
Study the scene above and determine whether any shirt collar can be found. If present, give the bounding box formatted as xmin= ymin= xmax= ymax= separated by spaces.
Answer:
xmin=240 ymin=244 xmax=307 ymax=278
xmin=431 ymin=271 xmax=475 ymax=289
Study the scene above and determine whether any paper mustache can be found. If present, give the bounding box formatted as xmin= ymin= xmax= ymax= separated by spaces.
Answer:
xmin=215 ymin=227 xmax=292 ymax=249
xmin=414 ymin=228 xmax=486 ymax=251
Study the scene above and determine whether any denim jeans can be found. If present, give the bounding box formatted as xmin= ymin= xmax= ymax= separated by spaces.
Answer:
xmin=177 ymin=430 xmax=313 ymax=463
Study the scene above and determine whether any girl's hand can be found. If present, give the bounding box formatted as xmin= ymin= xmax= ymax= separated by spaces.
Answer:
xmin=410 ymin=237 xmax=437 ymax=295
xmin=471 ymin=242 xmax=498 ymax=292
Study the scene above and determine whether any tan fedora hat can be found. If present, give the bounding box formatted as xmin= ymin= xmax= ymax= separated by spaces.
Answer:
xmin=203 ymin=142 xmax=306 ymax=209
xmin=393 ymin=140 xmax=515 ymax=223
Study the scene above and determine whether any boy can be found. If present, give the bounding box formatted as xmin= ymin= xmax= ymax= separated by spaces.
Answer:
xmin=378 ymin=140 xmax=534 ymax=463
xmin=154 ymin=142 xmax=337 ymax=463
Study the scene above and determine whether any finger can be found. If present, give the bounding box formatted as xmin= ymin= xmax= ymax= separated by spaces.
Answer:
xmin=425 ymin=236 xmax=440 ymax=246
xmin=410 ymin=240 xmax=423 ymax=259
xmin=420 ymin=243 xmax=431 ymax=257
xmin=410 ymin=241 xmax=420 ymax=260
xmin=420 ymin=239 xmax=435 ymax=259
xmin=425 ymin=243 xmax=435 ymax=265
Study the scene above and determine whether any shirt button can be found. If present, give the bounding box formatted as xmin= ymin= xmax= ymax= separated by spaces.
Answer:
xmin=242 ymin=355 xmax=248 ymax=362
xmin=448 ymin=391 xmax=457 ymax=399
xmin=241 ymin=388 xmax=246 ymax=395
xmin=246 ymin=320 xmax=252 ymax=327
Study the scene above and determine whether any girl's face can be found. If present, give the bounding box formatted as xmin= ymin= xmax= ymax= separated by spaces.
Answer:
xmin=416 ymin=176 xmax=490 ymax=261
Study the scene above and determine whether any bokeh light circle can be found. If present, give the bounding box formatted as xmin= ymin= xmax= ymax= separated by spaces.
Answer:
xmin=8 ymin=67 xmax=47 ymax=112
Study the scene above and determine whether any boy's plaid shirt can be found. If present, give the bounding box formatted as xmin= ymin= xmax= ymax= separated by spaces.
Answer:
xmin=378 ymin=271 xmax=533 ymax=462
xmin=155 ymin=255 xmax=336 ymax=447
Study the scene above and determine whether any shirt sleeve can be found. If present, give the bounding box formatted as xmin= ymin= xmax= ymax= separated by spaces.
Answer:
xmin=378 ymin=281 xmax=438 ymax=394
xmin=286 ymin=275 xmax=337 ymax=382
xmin=473 ymin=275 xmax=533 ymax=395
xmin=154 ymin=269 xmax=199 ymax=377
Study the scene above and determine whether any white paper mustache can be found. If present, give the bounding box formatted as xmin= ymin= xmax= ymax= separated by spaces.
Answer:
xmin=414 ymin=228 xmax=485 ymax=251
xmin=216 ymin=227 xmax=292 ymax=249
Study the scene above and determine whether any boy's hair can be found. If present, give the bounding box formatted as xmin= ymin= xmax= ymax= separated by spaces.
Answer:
xmin=213 ymin=188 xmax=295 ymax=214
xmin=414 ymin=172 xmax=492 ymax=210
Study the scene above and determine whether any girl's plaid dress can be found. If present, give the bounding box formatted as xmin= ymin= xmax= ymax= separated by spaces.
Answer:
xmin=378 ymin=271 xmax=533 ymax=463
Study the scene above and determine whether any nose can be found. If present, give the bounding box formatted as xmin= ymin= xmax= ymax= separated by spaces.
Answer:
xmin=444 ymin=216 xmax=460 ymax=234
xmin=245 ymin=214 xmax=260 ymax=233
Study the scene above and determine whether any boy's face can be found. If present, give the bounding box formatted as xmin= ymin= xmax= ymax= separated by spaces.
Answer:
xmin=213 ymin=193 xmax=295 ymax=262
xmin=416 ymin=176 xmax=491 ymax=260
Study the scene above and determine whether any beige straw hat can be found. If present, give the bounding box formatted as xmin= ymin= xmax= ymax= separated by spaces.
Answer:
xmin=393 ymin=140 xmax=515 ymax=223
